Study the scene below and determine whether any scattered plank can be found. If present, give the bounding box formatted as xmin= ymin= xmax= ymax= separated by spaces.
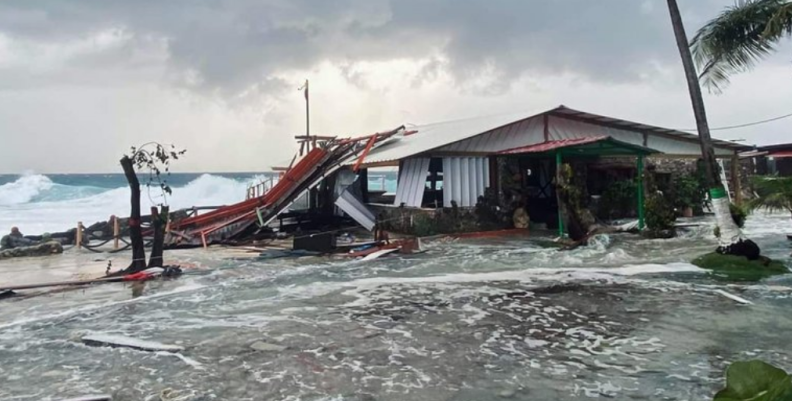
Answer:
xmin=81 ymin=334 xmax=184 ymax=352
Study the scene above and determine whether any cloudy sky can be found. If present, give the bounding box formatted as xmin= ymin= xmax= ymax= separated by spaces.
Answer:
xmin=0 ymin=0 xmax=789 ymax=173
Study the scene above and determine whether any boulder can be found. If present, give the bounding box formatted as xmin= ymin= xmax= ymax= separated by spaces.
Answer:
xmin=0 ymin=241 xmax=63 ymax=259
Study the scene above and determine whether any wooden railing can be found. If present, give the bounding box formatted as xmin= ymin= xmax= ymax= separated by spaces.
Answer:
xmin=246 ymin=177 xmax=277 ymax=200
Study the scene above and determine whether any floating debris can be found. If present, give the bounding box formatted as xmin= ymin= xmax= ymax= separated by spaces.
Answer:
xmin=81 ymin=334 xmax=184 ymax=352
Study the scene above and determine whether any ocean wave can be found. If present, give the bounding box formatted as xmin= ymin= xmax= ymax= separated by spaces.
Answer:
xmin=0 ymin=173 xmax=255 ymax=233
xmin=0 ymin=174 xmax=54 ymax=205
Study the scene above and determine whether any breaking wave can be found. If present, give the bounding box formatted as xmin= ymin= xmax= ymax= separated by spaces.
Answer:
xmin=0 ymin=173 xmax=256 ymax=233
xmin=0 ymin=174 xmax=55 ymax=205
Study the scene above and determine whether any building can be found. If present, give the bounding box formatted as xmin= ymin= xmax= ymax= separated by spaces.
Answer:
xmin=351 ymin=105 xmax=747 ymax=235
xmin=746 ymin=143 xmax=792 ymax=177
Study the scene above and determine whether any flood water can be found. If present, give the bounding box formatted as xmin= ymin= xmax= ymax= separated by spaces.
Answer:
xmin=0 ymin=214 xmax=790 ymax=401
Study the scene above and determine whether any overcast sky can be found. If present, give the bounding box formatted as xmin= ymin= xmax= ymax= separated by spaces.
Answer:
xmin=0 ymin=0 xmax=789 ymax=173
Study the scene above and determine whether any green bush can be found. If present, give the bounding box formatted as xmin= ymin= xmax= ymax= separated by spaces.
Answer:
xmin=598 ymin=180 xmax=636 ymax=219
xmin=670 ymin=174 xmax=707 ymax=213
xmin=645 ymin=194 xmax=676 ymax=232
xmin=412 ymin=213 xmax=437 ymax=237
xmin=730 ymin=203 xmax=747 ymax=228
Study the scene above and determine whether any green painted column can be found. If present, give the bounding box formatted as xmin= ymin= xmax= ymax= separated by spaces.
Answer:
xmin=556 ymin=151 xmax=564 ymax=237
xmin=637 ymin=155 xmax=645 ymax=230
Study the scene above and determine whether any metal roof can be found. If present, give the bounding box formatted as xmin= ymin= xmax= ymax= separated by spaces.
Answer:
xmin=356 ymin=105 xmax=746 ymax=166
xmin=769 ymin=151 xmax=792 ymax=159
xmin=497 ymin=136 xmax=658 ymax=156
xmin=356 ymin=110 xmax=539 ymax=165
xmin=549 ymin=106 xmax=748 ymax=152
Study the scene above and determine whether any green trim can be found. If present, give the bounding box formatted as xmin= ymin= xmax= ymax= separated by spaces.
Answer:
xmin=710 ymin=187 xmax=727 ymax=199
xmin=255 ymin=207 xmax=265 ymax=227
xmin=637 ymin=155 xmax=645 ymax=230
xmin=556 ymin=151 xmax=564 ymax=238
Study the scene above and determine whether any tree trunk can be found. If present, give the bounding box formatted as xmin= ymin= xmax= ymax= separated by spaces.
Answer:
xmin=666 ymin=0 xmax=760 ymax=259
xmin=148 ymin=205 xmax=169 ymax=268
xmin=120 ymin=156 xmax=147 ymax=273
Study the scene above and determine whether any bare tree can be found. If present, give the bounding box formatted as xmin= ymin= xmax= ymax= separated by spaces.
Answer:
xmin=117 ymin=143 xmax=185 ymax=274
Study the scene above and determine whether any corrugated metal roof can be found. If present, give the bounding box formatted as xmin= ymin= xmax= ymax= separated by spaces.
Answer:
xmin=498 ymin=137 xmax=607 ymax=154
xmin=769 ymin=151 xmax=792 ymax=158
xmin=550 ymin=106 xmax=748 ymax=152
xmin=358 ymin=110 xmax=541 ymax=165
xmin=356 ymin=105 xmax=746 ymax=165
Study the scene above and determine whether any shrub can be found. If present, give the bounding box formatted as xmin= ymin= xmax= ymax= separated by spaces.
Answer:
xmin=645 ymin=193 xmax=676 ymax=232
xmin=670 ymin=174 xmax=707 ymax=213
xmin=598 ymin=180 xmax=637 ymax=220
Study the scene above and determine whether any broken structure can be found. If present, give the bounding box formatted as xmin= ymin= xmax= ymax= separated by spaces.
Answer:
xmin=165 ymin=105 xmax=748 ymax=246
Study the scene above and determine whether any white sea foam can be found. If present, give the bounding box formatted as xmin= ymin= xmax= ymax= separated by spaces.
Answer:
xmin=0 ymin=174 xmax=54 ymax=205
xmin=0 ymin=173 xmax=253 ymax=233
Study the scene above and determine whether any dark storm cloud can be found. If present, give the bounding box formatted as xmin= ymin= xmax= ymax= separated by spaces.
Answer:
xmin=0 ymin=0 xmax=735 ymax=96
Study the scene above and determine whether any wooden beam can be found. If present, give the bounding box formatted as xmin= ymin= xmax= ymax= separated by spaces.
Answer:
xmin=294 ymin=135 xmax=336 ymax=140
xmin=353 ymin=134 xmax=379 ymax=172
xmin=358 ymin=160 xmax=400 ymax=168
xmin=731 ymin=152 xmax=743 ymax=206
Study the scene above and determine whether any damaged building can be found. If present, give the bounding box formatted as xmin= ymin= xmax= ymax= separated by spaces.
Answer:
xmin=165 ymin=105 xmax=747 ymax=249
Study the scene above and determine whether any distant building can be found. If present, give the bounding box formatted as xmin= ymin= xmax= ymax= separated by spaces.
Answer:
xmin=745 ymin=143 xmax=792 ymax=177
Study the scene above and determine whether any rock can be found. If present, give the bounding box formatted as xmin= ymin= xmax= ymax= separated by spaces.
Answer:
xmin=692 ymin=252 xmax=789 ymax=282
xmin=0 ymin=241 xmax=64 ymax=259
xmin=249 ymin=341 xmax=287 ymax=352
xmin=498 ymin=389 xmax=516 ymax=398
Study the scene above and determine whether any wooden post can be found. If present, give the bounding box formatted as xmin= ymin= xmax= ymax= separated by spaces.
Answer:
xmin=113 ymin=216 xmax=120 ymax=250
xmin=76 ymin=221 xmax=83 ymax=249
xmin=555 ymin=151 xmax=564 ymax=238
xmin=637 ymin=155 xmax=645 ymax=230
xmin=731 ymin=153 xmax=743 ymax=206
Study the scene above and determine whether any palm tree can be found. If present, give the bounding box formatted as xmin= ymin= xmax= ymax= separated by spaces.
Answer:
xmin=666 ymin=0 xmax=761 ymax=259
xmin=748 ymin=176 xmax=792 ymax=221
xmin=691 ymin=0 xmax=792 ymax=91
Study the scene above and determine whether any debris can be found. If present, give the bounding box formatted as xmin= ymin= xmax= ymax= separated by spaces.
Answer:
xmin=57 ymin=395 xmax=112 ymax=401
xmin=81 ymin=334 xmax=185 ymax=352
xmin=360 ymin=248 xmax=399 ymax=261
xmin=713 ymin=289 xmax=753 ymax=305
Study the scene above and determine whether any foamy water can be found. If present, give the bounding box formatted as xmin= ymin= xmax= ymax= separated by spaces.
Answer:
xmin=0 ymin=173 xmax=397 ymax=234
xmin=0 ymin=173 xmax=790 ymax=400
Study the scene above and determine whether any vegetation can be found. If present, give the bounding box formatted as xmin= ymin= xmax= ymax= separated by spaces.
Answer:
xmin=667 ymin=0 xmax=761 ymax=260
xmin=748 ymin=176 xmax=792 ymax=220
xmin=411 ymin=213 xmax=437 ymax=237
xmin=644 ymin=192 xmax=677 ymax=238
xmin=670 ymin=174 xmax=707 ymax=214
xmin=714 ymin=360 xmax=792 ymax=400
xmin=691 ymin=0 xmax=792 ymax=92
xmin=117 ymin=143 xmax=186 ymax=274
xmin=730 ymin=202 xmax=749 ymax=228
xmin=598 ymin=180 xmax=636 ymax=220
xmin=692 ymin=252 xmax=788 ymax=281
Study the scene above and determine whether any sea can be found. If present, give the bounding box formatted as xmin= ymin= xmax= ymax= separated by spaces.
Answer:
xmin=0 ymin=173 xmax=398 ymax=235
xmin=0 ymin=173 xmax=791 ymax=400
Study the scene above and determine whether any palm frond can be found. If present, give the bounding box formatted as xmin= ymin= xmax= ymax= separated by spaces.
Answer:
xmin=747 ymin=175 xmax=792 ymax=214
xmin=765 ymin=2 xmax=792 ymax=36
xmin=690 ymin=0 xmax=792 ymax=92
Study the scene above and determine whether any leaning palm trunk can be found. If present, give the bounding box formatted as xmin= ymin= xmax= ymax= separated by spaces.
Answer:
xmin=667 ymin=0 xmax=761 ymax=259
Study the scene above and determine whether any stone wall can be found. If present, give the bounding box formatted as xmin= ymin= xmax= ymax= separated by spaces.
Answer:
xmin=370 ymin=204 xmax=511 ymax=236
